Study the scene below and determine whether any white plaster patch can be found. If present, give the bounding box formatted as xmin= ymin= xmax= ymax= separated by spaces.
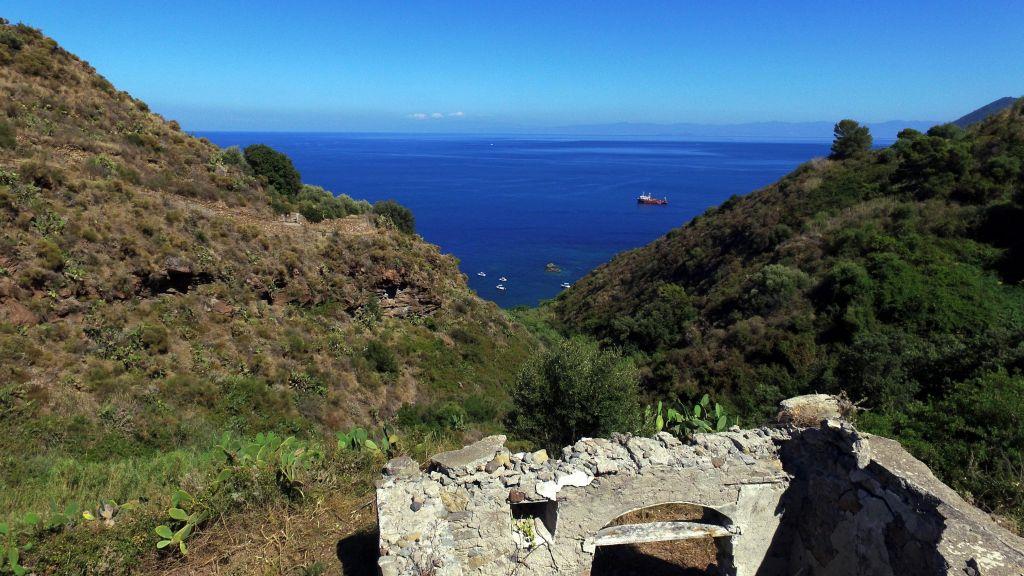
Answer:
xmin=536 ymin=469 xmax=593 ymax=500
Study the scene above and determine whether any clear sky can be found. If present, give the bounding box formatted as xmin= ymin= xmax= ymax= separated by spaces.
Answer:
xmin=4 ymin=1 xmax=1022 ymax=131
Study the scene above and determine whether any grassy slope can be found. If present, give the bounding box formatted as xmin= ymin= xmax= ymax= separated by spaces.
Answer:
xmin=554 ymin=102 xmax=1024 ymax=526
xmin=0 ymin=22 xmax=536 ymax=574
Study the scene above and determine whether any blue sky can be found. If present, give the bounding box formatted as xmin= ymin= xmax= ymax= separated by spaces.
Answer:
xmin=4 ymin=1 xmax=1022 ymax=131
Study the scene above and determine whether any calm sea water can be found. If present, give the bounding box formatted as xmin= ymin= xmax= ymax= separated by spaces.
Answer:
xmin=199 ymin=133 xmax=831 ymax=307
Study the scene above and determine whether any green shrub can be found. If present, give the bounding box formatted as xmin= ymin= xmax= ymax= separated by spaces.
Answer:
xmin=609 ymin=282 xmax=696 ymax=350
xmin=0 ymin=119 xmax=15 ymax=149
xmin=364 ymin=340 xmax=397 ymax=374
xmin=243 ymin=144 xmax=301 ymax=197
xmin=463 ymin=393 xmax=499 ymax=422
xmin=139 ymin=324 xmax=169 ymax=353
xmin=396 ymin=401 xmax=468 ymax=432
xmin=294 ymin=185 xmax=369 ymax=222
xmin=85 ymin=155 xmax=137 ymax=183
xmin=372 ymin=200 xmax=415 ymax=234
xmin=507 ymin=336 xmax=642 ymax=449
xmin=218 ymin=146 xmax=245 ymax=166
xmin=13 ymin=47 xmax=51 ymax=78
xmin=743 ymin=264 xmax=811 ymax=314
xmin=0 ymin=29 xmax=23 ymax=50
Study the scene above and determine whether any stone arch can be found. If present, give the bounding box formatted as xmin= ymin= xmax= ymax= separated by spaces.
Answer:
xmin=377 ymin=400 xmax=1024 ymax=576
xmin=590 ymin=502 xmax=737 ymax=575
xmin=542 ymin=463 xmax=786 ymax=575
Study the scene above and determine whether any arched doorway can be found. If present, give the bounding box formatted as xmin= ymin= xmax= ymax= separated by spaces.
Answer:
xmin=590 ymin=503 xmax=736 ymax=576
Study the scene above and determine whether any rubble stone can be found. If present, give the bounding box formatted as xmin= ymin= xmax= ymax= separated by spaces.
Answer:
xmin=376 ymin=396 xmax=1024 ymax=576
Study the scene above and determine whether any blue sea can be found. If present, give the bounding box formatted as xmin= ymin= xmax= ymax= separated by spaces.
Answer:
xmin=199 ymin=133 xmax=832 ymax=307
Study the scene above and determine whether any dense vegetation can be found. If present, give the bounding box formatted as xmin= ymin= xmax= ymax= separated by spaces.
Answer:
xmin=243 ymin=143 xmax=302 ymax=197
xmin=0 ymin=21 xmax=537 ymax=574
xmin=554 ymin=99 xmax=1024 ymax=528
xmin=371 ymin=199 xmax=416 ymax=234
xmin=1 ymin=15 xmax=1021 ymax=575
xmin=507 ymin=336 xmax=642 ymax=449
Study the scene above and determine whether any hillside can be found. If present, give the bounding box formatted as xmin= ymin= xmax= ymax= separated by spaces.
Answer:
xmin=0 ymin=21 xmax=537 ymax=574
xmin=554 ymin=106 xmax=1024 ymax=527
xmin=953 ymin=96 xmax=1019 ymax=128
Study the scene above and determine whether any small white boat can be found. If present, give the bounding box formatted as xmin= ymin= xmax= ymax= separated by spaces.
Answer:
xmin=477 ymin=272 xmax=486 ymax=277
xmin=560 ymin=282 xmax=572 ymax=289
xmin=499 ymin=276 xmax=508 ymax=282
xmin=496 ymin=284 xmax=506 ymax=291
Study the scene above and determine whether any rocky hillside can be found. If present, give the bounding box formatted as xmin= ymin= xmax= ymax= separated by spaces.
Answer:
xmin=953 ymin=96 xmax=1019 ymax=128
xmin=0 ymin=21 xmax=537 ymax=573
xmin=554 ymin=104 xmax=1024 ymax=527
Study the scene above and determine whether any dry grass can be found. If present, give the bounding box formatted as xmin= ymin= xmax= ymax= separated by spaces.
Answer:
xmin=594 ymin=504 xmax=724 ymax=575
xmin=149 ymin=490 xmax=377 ymax=576
xmin=0 ymin=20 xmax=539 ymax=575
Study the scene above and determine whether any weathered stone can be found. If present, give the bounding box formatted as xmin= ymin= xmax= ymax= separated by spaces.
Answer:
xmin=431 ymin=435 xmax=507 ymax=476
xmin=384 ymin=456 xmax=420 ymax=479
xmin=484 ymin=451 xmax=510 ymax=473
xmin=377 ymin=556 xmax=403 ymax=576
xmin=440 ymin=489 xmax=468 ymax=512
xmin=377 ymin=395 xmax=1024 ymax=576
xmin=594 ymin=521 xmax=733 ymax=546
xmin=530 ymin=449 xmax=548 ymax=465
xmin=654 ymin=431 xmax=683 ymax=449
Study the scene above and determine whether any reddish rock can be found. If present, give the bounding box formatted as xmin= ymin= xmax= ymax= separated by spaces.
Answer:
xmin=0 ymin=299 xmax=38 ymax=326
xmin=210 ymin=298 xmax=234 ymax=315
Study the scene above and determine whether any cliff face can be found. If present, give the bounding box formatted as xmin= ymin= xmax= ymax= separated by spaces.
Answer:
xmin=0 ymin=20 xmax=535 ymax=520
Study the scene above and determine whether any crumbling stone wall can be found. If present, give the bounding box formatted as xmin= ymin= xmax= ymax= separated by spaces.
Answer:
xmin=375 ymin=396 xmax=1024 ymax=575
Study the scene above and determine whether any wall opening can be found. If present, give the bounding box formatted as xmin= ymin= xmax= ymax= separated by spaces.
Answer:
xmin=591 ymin=503 xmax=735 ymax=576
xmin=511 ymin=500 xmax=557 ymax=537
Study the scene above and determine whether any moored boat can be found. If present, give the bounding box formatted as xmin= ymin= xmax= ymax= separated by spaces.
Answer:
xmin=637 ymin=192 xmax=668 ymax=205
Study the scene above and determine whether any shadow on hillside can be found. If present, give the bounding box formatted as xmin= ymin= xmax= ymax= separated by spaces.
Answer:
xmin=336 ymin=527 xmax=379 ymax=576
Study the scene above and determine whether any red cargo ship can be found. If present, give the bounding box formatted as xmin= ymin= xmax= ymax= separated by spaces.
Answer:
xmin=637 ymin=192 xmax=668 ymax=205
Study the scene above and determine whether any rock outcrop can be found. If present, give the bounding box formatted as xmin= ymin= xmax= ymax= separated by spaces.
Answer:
xmin=376 ymin=395 xmax=1024 ymax=575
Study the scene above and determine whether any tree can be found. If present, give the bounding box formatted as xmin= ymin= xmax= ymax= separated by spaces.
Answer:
xmin=372 ymin=200 xmax=415 ymax=234
xmin=830 ymin=119 xmax=872 ymax=160
xmin=507 ymin=336 xmax=642 ymax=449
xmin=243 ymin=144 xmax=302 ymax=197
xmin=610 ymin=282 xmax=696 ymax=350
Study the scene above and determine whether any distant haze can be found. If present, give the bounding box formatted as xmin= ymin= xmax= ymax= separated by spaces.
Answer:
xmin=531 ymin=120 xmax=938 ymax=141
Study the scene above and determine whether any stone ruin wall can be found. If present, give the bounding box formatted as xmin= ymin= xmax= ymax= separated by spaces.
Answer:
xmin=375 ymin=395 xmax=1024 ymax=575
